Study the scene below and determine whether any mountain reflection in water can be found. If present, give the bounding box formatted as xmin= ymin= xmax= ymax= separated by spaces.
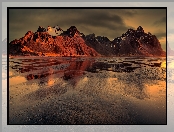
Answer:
xmin=9 ymin=57 xmax=166 ymax=124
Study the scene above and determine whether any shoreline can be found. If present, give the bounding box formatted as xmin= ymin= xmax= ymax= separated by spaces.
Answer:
xmin=8 ymin=55 xmax=166 ymax=59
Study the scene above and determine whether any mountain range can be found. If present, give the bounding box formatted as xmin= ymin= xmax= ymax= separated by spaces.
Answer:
xmin=8 ymin=25 xmax=166 ymax=57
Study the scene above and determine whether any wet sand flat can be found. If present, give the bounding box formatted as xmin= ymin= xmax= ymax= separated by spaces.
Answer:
xmin=8 ymin=57 xmax=166 ymax=124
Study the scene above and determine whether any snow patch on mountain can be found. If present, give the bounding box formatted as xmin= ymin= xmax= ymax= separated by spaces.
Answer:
xmin=47 ymin=25 xmax=63 ymax=36
xmin=37 ymin=25 xmax=63 ymax=36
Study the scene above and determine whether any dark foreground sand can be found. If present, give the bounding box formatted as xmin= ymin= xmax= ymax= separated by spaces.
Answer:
xmin=9 ymin=66 xmax=166 ymax=124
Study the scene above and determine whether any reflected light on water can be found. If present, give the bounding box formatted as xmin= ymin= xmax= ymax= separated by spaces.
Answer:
xmin=81 ymin=76 xmax=88 ymax=83
xmin=48 ymin=80 xmax=54 ymax=86
xmin=47 ymin=80 xmax=55 ymax=86
xmin=9 ymin=71 xmax=13 ymax=76
xmin=161 ymin=61 xmax=166 ymax=68
xmin=9 ymin=76 xmax=27 ymax=86
xmin=8 ymin=57 xmax=166 ymax=124
xmin=144 ymin=81 xmax=166 ymax=98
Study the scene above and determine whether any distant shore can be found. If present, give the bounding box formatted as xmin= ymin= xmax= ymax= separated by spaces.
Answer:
xmin=8 ymin=54 xmax=166 ymax=58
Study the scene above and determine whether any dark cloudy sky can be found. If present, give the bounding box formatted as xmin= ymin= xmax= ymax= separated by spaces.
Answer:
xmin=9 ymin=8 xmax=166 ymax=51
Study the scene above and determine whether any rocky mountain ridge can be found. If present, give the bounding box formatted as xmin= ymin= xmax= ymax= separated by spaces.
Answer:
xmin=9 ymin=26 xmax=99 ymax=57
xmin=9 ymin=25 xmax=166 ymax=57
xmin=85 ymin=26 xmax=166 ymax=57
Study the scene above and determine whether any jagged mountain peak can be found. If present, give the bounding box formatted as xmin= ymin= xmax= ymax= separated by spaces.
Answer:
xmin=137 ymin=26 xmax=144 ymax=30
xmin=9 ymin=25 xmax=100 ymax=57
xmin=36 ymin=25 xmax=64 ymax=36
xmin=64 ymin=26 xmax=81 ymax=37
xmin=8 ymin=25 xmax=165 ymax=57
xmin=25 ymin=31 xmax=34 ymax=36
xmin=84 ymin=26 xmax=165 ymax=57
xmin=114 ymin=26 xmax=165 ymax=56
xmin=36 ymin=25 xmax=82 ymax=38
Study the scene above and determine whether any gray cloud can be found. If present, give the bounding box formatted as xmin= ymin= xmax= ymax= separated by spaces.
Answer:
xmin=155 ymin=32 xmax=166 ymax=39
xmin=137 ymin=9 xmax=166 ymax=17
xmin=153 ymin=17 xmax=166 ymax=26
xmin=9 ymin=8 xmax=166 ymax=47
xmin=9 ymin=9 xmax=134 ymax=41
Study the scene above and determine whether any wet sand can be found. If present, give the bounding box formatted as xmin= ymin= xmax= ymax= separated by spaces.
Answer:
xmin=8 ymin=57 xmax=166 ymax=124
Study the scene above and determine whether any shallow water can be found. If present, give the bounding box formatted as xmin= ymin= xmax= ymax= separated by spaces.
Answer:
xmin=8 ymin=56 xmax=166 ymax=124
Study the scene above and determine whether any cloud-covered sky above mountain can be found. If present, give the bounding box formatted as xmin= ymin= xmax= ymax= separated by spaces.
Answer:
xmin=9 ymin=8 xmax=166 ymax=51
